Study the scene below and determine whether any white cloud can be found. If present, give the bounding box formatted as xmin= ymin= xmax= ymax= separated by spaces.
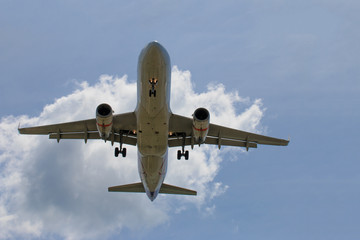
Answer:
xmin=0 ymin=67 xmax=265 ymax=239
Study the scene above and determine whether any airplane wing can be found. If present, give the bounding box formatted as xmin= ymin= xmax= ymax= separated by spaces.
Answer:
xmin=168 ymin=113 xmax=289 ymax=150
xmin=18 ymin=112 xmax=137 ymax=145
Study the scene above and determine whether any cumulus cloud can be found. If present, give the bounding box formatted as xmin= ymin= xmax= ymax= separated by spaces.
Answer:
xmin=0 ymin=66 xmax=265 ymax=239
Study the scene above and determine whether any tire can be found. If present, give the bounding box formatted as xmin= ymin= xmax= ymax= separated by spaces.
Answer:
xmin=185 ymin=151 xmax=189 ymax=160
xmin=177 ymin=150 xmax=181 ymax=160
xmin=122 ymin=148 xmax=127 ymax=157
xmin=115 ymin=147 xmax=119 ymax=157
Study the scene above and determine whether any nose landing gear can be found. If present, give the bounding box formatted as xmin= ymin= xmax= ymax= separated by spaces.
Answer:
xmin=149 ymin=89 xmax=156 ymax=97
xmin=149 ymin=78 xmax=158 ymax=97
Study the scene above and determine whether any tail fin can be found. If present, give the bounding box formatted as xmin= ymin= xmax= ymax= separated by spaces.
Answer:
xmin=108 ymin=182 xmax=197 ymax=195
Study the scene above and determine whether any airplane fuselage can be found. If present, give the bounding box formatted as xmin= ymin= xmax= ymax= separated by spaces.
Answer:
xmin=135 ymin=42 xmax=171 ymax=201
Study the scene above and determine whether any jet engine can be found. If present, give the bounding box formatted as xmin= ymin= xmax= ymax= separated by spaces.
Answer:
xmin=192 ymin=107 xmax=210 ymax=144
xmin=96 ymin=103 xmax=113 ymax=139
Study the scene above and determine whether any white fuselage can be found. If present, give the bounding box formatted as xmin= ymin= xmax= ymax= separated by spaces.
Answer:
xmin=135 ymin=42 xmax=171 ymax=201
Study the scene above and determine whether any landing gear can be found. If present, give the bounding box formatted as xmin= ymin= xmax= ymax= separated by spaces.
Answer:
xmin=177 ymin=150 xmax=189 ymax=160
xmin=177 ymin=133 xmax=189 ymax=160
xmin=115 ymin=147 xmax=126 ymax=157
xmin=115 ymin=130 xmax=126 ymax=158
xmin=149 ymin=89 xmax=156 ymax=97
xmin=149 ymin=78 xmax=158 ymax=97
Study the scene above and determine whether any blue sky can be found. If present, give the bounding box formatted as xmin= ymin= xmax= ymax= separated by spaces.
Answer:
xmin=1 ymin=1 xmax=360 ymax=239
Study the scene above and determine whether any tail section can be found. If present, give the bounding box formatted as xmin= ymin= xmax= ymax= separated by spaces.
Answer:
xmin=108 ymin=182 xmax=197 ymax=196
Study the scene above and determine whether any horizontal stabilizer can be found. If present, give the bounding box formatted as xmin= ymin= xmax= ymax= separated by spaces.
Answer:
xmin=159 ymin=183 xmax=197 ymax=195
xmin=108 ymin=182 xmax=197 ymax=195
xmin=108 ymin=182 xmax=145 ymax=193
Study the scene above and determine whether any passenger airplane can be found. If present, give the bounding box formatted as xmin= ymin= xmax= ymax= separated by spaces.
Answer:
xmin=19 ymin=41 xmax=289 ymax=201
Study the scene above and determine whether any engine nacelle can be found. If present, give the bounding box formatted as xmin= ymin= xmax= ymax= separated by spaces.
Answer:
xmin=96 ymin=103 xmax=113 ymax=139
xmin=192 ymin=107 xmax=210 ymax=144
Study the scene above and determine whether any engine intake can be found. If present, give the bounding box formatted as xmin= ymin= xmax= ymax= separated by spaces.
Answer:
xmin=192 ymin=107 xmax=210 ymax=144
xmin=96 ymin=103 xmax=113 ymax=139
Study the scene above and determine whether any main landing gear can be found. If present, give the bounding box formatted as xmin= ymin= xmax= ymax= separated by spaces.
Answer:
xmin=177 ymin=133 xmax=189 ymax=160
xmin=177 ymin=149 xmax=189 ymax=160
xmin=115 ymin=131 xmax=127 ymax=158
xmin=115 ymin=147 xmax=126 ymax=157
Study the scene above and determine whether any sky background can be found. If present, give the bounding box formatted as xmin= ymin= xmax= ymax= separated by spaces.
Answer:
xmin=1 ymin=0 xmax=359 ymax=239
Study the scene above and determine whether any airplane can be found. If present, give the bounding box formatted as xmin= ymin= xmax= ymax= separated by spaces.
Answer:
xmin=19 ymin=41 xmax=289 ymax=201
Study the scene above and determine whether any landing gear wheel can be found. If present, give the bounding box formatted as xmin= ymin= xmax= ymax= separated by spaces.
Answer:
xmin=185 ymin=151 xmax=189 ymax=160
xmin=149 ymin=89 xmax=156 ymax=97
xmin=115 ymin=147 xmax=126 ymax=158
xmin=177 ymin=149 xmax=189 ymax=160
xmin=115 ymin=147 xmax=120 ymax=157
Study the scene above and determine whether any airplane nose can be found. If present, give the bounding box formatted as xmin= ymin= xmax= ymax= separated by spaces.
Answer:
xmin=146 ymin=41 xmax=162 ymax=49
xmin=139 ymin=41 xmax=170 ymax=67
xmin=145 ymin=41 xmax=163 ymax=56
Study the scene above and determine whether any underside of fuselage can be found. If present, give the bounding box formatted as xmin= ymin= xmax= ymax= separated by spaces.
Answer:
xmin=138 ymin=153 xmax=168 ymax=201
xmin=136 ymin=41 xmax=171 ymax=201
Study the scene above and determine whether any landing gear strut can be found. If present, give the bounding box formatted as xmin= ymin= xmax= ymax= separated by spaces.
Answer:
xmin=115 ymin=131 xmax=127 ymax=158
xmin=177 ymin=133 xmax=189 ymax=160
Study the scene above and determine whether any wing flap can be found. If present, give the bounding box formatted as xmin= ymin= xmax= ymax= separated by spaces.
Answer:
xmin=168 ymin=136 xmax=192 ymax=147
xmin=49 ymin=132 xmax=137 ymax=146
xmin=168 ymin=136 xmax=257 ymax=148
xmin=205 ymin=137 xmax=257 ymax=148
